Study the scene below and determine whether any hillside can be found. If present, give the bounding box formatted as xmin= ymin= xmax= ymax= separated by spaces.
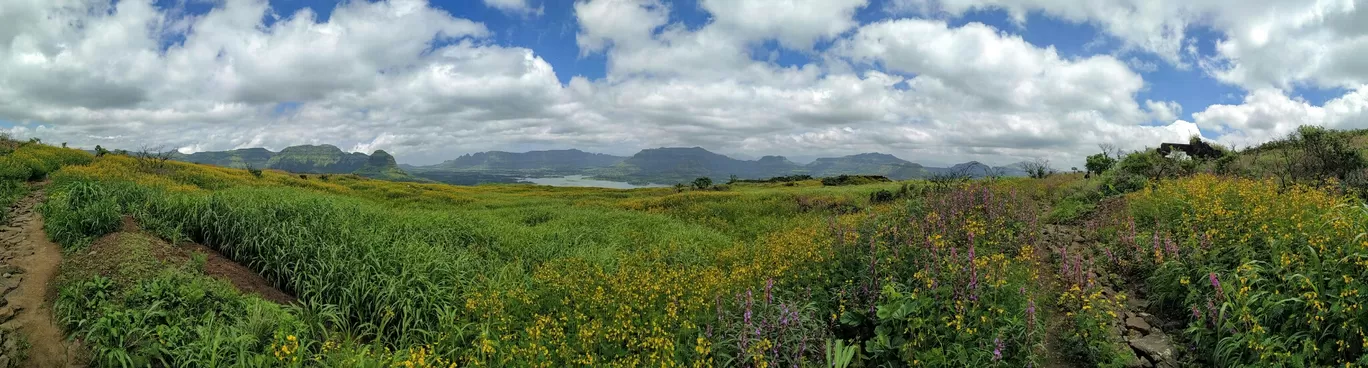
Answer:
xmin=430 ymin=149 xmax=626 ymax=171
xmin=805 ymin=152 xmax=926 ymax=179
xmin=407 ymin=146 xmax=1028 ymax=185
xmin=406 ymin=149 xmax=626 ymax=184
xmin=175 ymin=145 xmax=421 ymax=182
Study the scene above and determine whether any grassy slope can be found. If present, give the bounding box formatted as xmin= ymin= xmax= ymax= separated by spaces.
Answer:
xmin=39 ymin=154 xmax=925 ymax=365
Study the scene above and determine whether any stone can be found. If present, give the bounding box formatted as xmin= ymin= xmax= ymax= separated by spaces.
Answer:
xmin=1130 ymin=332 xmax=1178 ymax=368
xmin=1117 ymin=343 xmax=1147 ymax=368
xmin=0 ymin=354 xmax=11 ymax=367
xmin=1126 ymin=316 xmax=1153 ymax=334
xmin=0 ymin=307 xmax=15 ymax=324
xmin=1128 ymin=297 xmax=1151 ymax=310
xmin=0 ymin=278 xmax=18 ymax=295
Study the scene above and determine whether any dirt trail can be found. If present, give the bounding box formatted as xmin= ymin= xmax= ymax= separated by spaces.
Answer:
xmin=0 ymin=189 xmax=83 ymax=367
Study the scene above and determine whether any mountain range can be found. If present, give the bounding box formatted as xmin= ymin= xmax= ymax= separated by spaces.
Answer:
xmin=167 ymin=144 xmax=1024 ymax=185
xmin=171 ymin=144 xmax=419 ymax=182
xmin=405 ymin=147 xmax=1025 ymax=185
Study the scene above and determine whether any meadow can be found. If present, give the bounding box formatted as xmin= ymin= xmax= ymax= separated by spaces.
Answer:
xmin=5 ymin=126 xmax=1368 ymax=367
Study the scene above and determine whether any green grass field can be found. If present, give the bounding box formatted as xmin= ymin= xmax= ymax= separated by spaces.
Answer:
xmin=6 ymin=133 xmax=1368 ymax=367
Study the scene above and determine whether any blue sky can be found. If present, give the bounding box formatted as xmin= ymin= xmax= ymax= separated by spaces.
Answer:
xmin=4 ymin=0 xmax=1365 ymax=166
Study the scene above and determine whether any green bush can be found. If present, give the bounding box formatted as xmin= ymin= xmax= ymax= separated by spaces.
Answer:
xmin=39 ymin=180 xmax=122 ymax=248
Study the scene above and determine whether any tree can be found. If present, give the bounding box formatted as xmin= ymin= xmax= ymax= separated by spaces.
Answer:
xmin=728 ymin=174 xmax=739 ymax=184
xmin=1085 ymin=152 xmax=1116 ymax=176
xmin=1022 ymin=158 xmax=1054 ymax=179
xmin=94 ymin=145 xmax=109 ymax=157
xmin=692 ymin=177 xmax=713 ymax=190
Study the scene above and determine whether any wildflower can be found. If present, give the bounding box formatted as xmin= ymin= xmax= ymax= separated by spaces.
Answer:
xmin=992 ymin=337 xmax=1003 ymax=361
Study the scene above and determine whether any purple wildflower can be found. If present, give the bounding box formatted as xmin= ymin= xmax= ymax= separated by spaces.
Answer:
xmin=993 ymin=337 xmax=1003 ymax=361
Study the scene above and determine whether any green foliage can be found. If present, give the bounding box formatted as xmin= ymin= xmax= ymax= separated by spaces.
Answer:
xmin=692 ymin=176 xmax=713 ymax=189
xmin=820 ymin=175 xmax=892 ymax=186
xmin=39 ymin=180 xmax=122 ymax=248
xmin=1085 ymin=153 xmax=1116 ymax=176
xmin=868 ymin=189 xmax=895 ymax=204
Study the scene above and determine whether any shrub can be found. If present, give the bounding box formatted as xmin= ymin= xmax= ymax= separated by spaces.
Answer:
xmin=820 ymin=175 xmax=891 ymax=186
xmin=40 ymin=180 xmax=122 ymax=248
xmin=1022 ymin=159 xmax=1055 ymax=179
xmin=868 ymin=189 xmax=894 ymax=204
xmin=692 ymin=176 xmax=713 ymax=190
xmin=1085 ymin=153 xmax=1116 ymax=176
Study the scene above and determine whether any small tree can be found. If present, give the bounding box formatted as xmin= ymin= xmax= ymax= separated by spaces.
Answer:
xmin=728 ymin=174 xmax=739 ymax=184
xmin=692 ymin=177 xmax=713 ymax=190
xmin=1022 ymin=158 xmax=1054 ymax=179
xmin=94 ymin=145 xmax=109 ymax=157
xmin=246 ymin=163 xmax=264 ymax=178
xmin=1084 ymin=152 xmax=1116 ymax=176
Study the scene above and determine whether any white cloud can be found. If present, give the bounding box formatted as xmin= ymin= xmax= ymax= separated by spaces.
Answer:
xmin=483 ymin=0 xmax=544 ymax=17
xmin=1193 ymin=87 xmax=1368 ymax=148
xmin=699 ymin=0 xmax=869 ymax=49
xmin=1 ymin=0 xmax=1355 ymax=169
xmin=888 ymin=0 xmax=1368 ymax=91
xmin=1145 ymin=100 xmax=1182 ymax=122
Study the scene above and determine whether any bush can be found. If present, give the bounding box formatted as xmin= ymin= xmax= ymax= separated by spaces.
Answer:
xmin=820 ymin=175 xmax=891 ymax=186
xmin=1085 ymin=153 xmax=1115 ymax=176
xmin=40 ymin=181 xmax=122 ymax=248
xmin=868 ymin=189 xmax=895 ymax=204
xmin=692 ymin=177 xmax=712 ymax=190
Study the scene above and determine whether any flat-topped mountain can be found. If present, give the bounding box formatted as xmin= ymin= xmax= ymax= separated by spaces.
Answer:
xmin=402 ymin=146 xmax=1027 ymax=185
xmin=428 ymin=149 xmax=626 ymax=171
xmin=174 ymin=145 xmax=419 ymax=181
xmin=176 ymin=145 xmax=1025 ymax=185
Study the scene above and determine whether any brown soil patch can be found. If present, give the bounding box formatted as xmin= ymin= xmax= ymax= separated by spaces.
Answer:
xmin=174 ymin=243 xmax=295 ymax=304
xmin=75 ymin=217 xmax=294 ymax=305
xmin=2 ymin=189 xmax=85 ymax=367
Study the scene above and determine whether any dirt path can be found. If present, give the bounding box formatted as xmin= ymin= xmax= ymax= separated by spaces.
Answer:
xmin=0 ymin=189 xmax=83 ymax=367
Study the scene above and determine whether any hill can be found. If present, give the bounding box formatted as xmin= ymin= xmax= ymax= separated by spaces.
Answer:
xmin=805 ymin=153 xmax=927 ymax=179
xmin=174 ymin=145 xmax=421 ymax=181
xmin=406 ymin=149 xmax=626 ymax=184
xmin=407 ymin=147 xmax=1028 ymax=185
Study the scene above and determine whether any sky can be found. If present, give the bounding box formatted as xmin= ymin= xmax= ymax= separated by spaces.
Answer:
xmin=1 ymin=0 xmax=1366 ymax=167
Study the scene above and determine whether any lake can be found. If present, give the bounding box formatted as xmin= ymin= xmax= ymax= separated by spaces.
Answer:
xmin=519 ymin=175 xmax=668 ymax=189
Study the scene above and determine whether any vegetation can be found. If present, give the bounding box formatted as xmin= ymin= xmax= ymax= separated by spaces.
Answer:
xmin=8 ymin=125 xmax=1368 ymax=366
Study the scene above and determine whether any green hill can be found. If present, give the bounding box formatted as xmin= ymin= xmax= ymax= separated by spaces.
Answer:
xmin=175 ymin=145 xmax=421 ymax=181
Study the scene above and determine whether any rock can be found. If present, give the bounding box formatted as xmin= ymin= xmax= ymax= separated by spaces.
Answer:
xmin=1130 ymin=332 xmax=1178 ymax=368
xmin=3 ymin=335 xmax=15 ymax=351
xmin=0 ymin=278 xmax=17 ymax=295
xmin=1117 ymin=343 xmax=1147 ymax=368
xmin=1128 ymin=297 xmax=1151 ymax=310
xmin=0 ymin=354 xmax=11 ymax=367
xmin=0 ymin=307 xmax=15 ymax=324
xmin=1126 ymin=316 xmax=1153 ymax=334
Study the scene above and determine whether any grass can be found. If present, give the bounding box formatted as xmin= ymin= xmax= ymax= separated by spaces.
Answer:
xmin=10 ymin=130 xmax=1368 ymax=366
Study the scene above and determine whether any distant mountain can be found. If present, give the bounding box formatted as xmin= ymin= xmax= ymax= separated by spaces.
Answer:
xmin=174 ymin=148 xmax=274 ymax=169
xmin=805 ymin=153 xmax=927 ymax=179
xmin=429 ymin=149 xmax=626 ymax=171
xmin=926 ymin=161 xmax=1028 ymax=178
xmin=592 ymin=147 xmax=802 ymax=184
xmin=407 ymin=147 xmax=1029 ymax=185
xmin=405 ymin=149 xmax=627 ymax=184
xmin=179 ymin=144 xmax=1028 ymax=186
xmin=174 ymin=145 xmax=420 ymax=182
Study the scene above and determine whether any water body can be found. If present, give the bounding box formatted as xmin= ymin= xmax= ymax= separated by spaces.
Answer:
xmin=520 ymin=175 xmax=668 ymax=189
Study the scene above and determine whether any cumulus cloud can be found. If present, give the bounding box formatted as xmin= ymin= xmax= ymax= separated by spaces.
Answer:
xmin=0 ymin=0 xmax=1357 ymax=168
xmin=483 ymin=0 xmax=544 ymax=17
xmin=1193 ymin=87 xmax=1368 ymax=148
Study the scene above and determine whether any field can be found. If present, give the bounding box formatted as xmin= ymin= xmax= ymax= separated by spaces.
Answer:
xmin=4 ymin=127 xmax=1368 ymax=366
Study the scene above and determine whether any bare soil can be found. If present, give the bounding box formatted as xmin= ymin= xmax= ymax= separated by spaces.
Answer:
xmin=1 ymin=189 xmax=84 ymax=367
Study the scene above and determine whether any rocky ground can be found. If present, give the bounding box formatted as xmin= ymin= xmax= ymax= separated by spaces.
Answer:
xmin=0 ymin=189 xmax=83 ymax=367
